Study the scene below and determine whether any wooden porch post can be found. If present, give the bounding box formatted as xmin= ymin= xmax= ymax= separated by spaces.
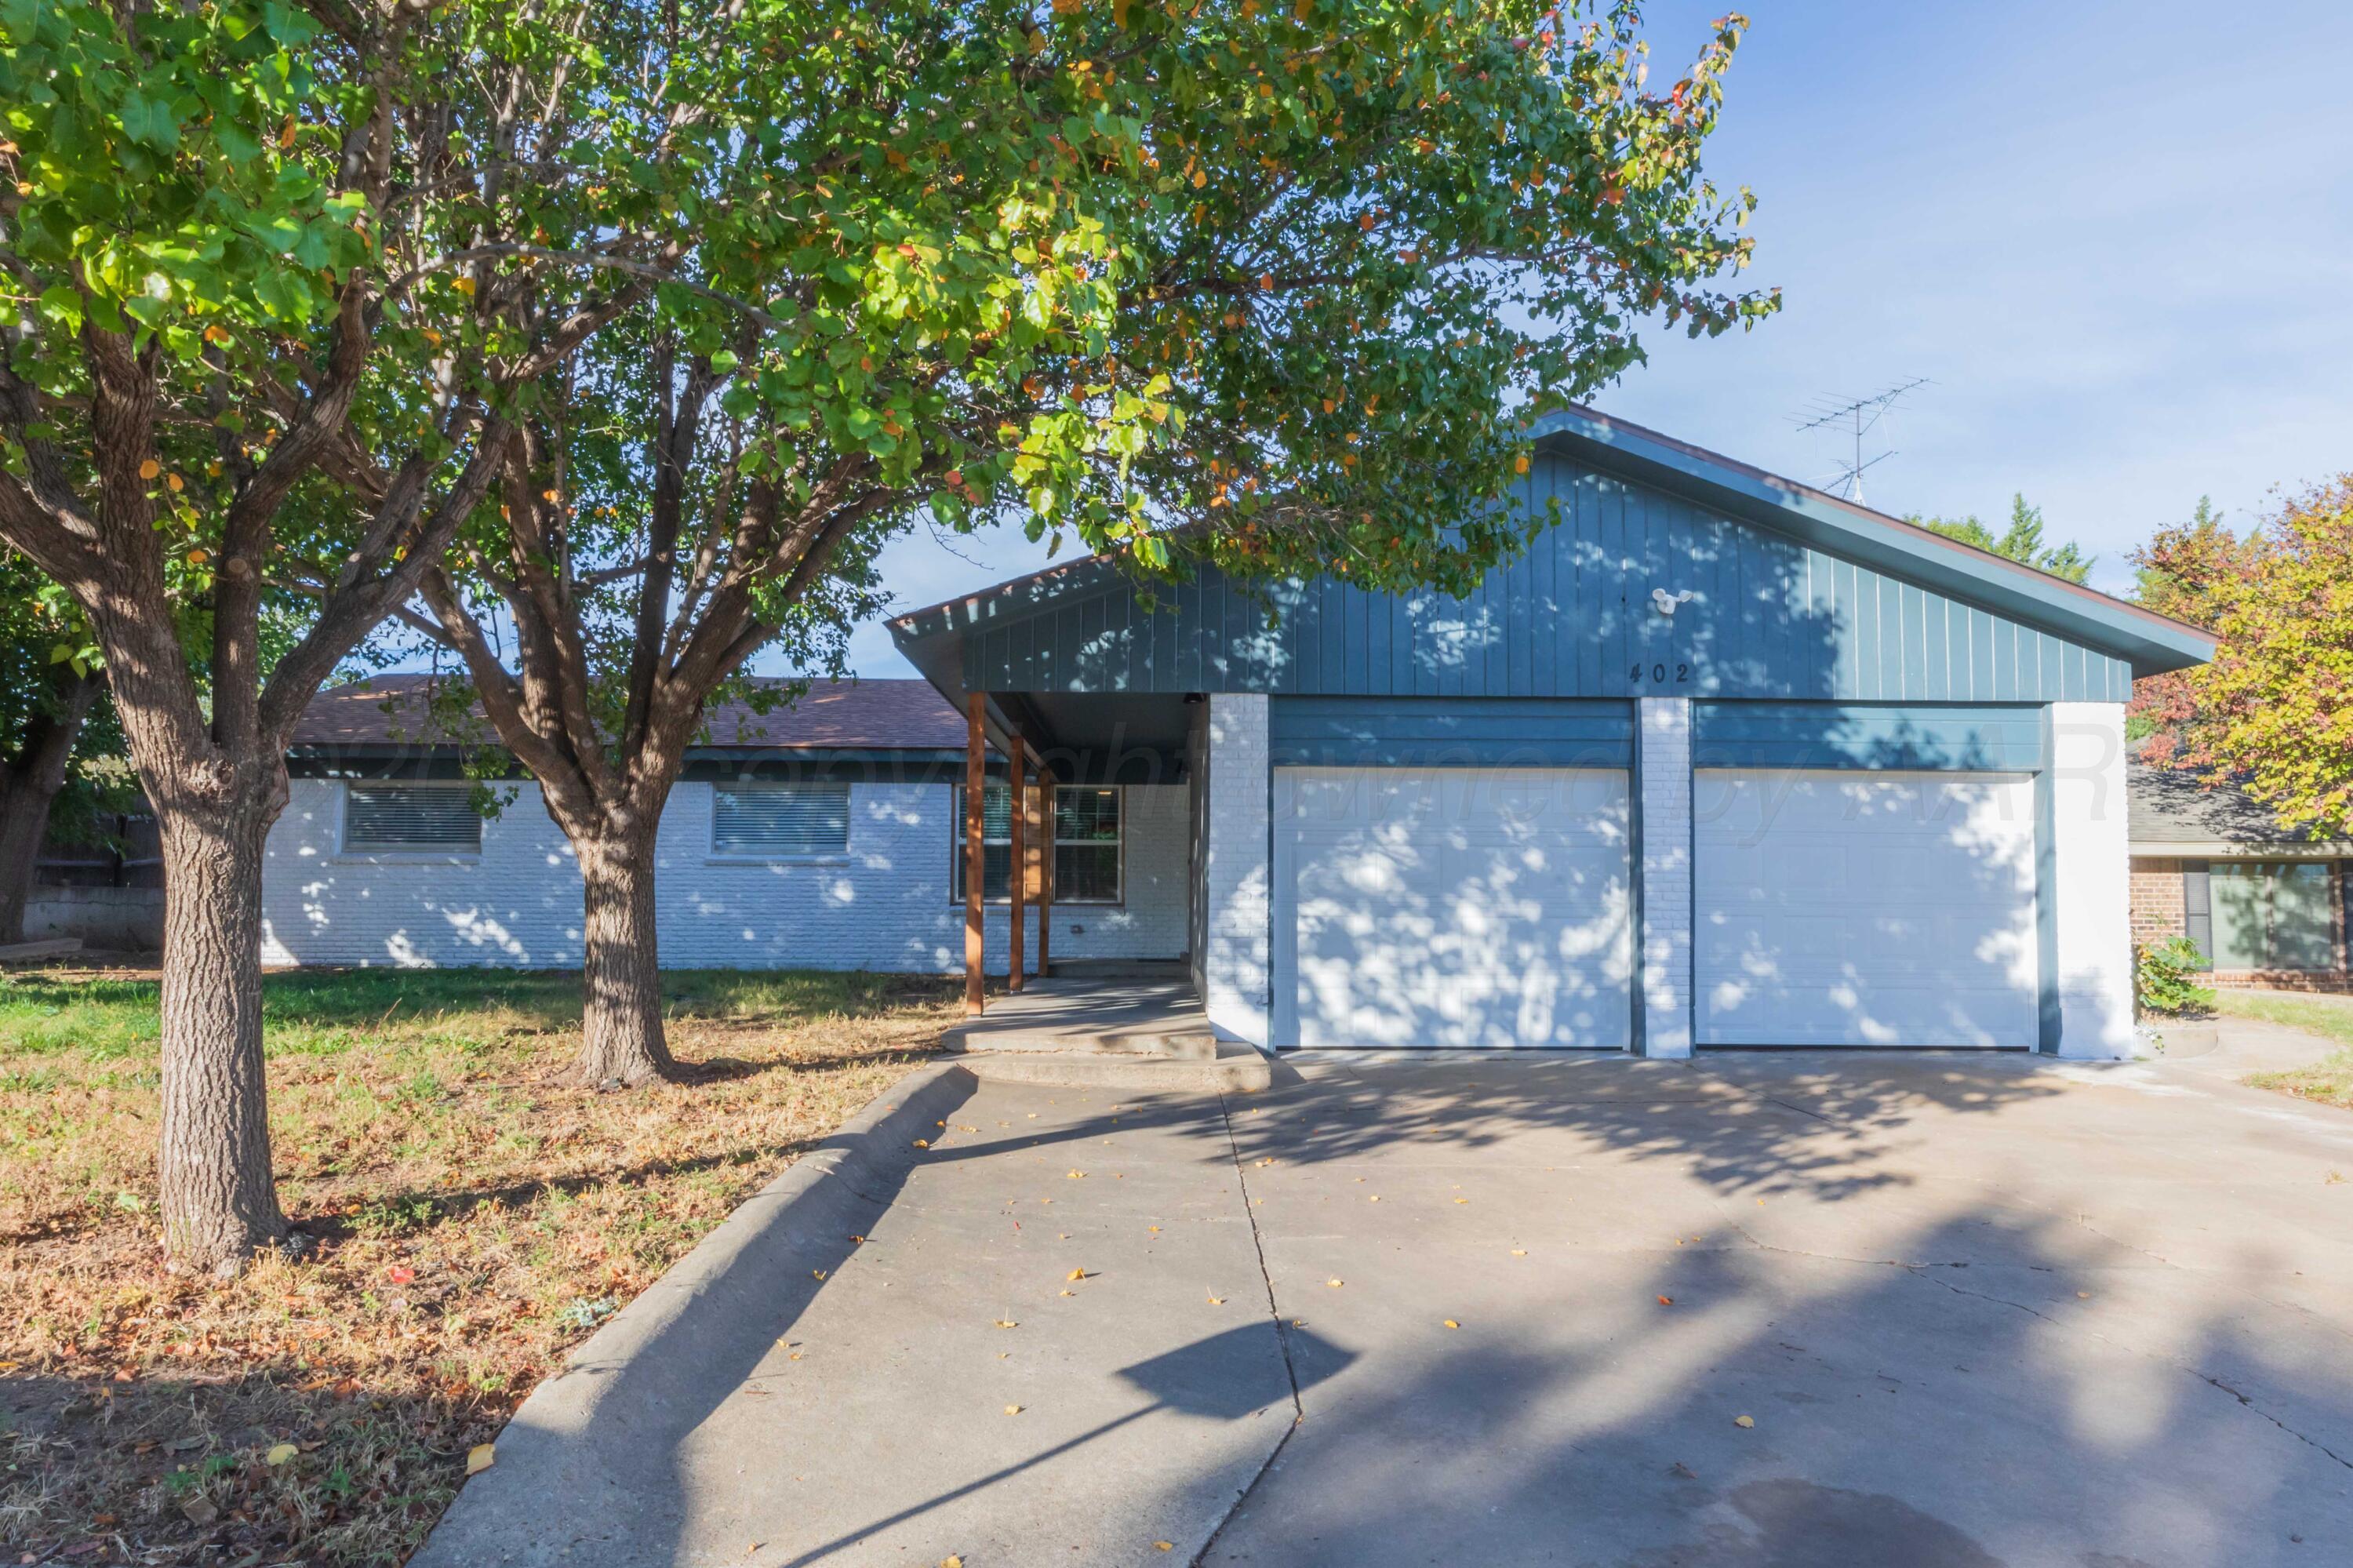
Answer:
xmin=965 ymin=692 xmax=985 ymax=1015
xmin=1008 ymin=733 xmax=1027 ymax=991
xmin=1035 ymin=766 xmax=1055 ymax=978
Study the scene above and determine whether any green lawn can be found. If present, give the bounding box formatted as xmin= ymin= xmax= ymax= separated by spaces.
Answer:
xmin=0 ymin=963 xmax=959 ymax=1567
xmin=2211 ymin=988 xmax=2353 ymax=1109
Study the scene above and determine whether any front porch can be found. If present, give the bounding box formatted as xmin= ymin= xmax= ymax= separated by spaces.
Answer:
xmin=941 ymin=973 xmax=1212 ymax=1056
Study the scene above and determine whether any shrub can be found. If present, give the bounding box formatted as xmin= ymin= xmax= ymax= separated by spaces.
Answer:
xmin=2137 ymin=937 xmax=2217 ymax=1016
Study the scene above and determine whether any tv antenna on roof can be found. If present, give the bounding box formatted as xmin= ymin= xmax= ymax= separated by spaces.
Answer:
xmin=1790 ymin=377 xmax=1930 ymax=506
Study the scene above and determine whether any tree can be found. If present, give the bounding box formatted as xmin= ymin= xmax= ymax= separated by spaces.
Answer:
xmin=2128 ymin=481 xmax=2353 ymax=835
xmin=389 ymin=0 xmax=1778 ymax=1086
xmin=0 ymin=550 xmax=105 ymax=944
xmin=0 ymin=2 xmax=725 ymax=1268
xmin=1915 ymin=493 xmax=2092 ymax=583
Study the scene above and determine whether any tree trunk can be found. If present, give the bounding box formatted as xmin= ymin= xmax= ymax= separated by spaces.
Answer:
xmin=0 ymin=675 xmax=100 ymax=945
xmin=155 ymin=798 xmax=286 ymax=1272
xmin=576 ymin=832 xmax=680 ymax=1086
xmin=0 ymin=772 xmax=57 ymax=946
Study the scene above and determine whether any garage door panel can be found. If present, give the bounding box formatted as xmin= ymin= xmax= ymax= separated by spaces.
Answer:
xmin=1696 ymin=769 xmax=2038 ymax=1048
xmin=1278 ymin=766 xmax=1633 ymax=1050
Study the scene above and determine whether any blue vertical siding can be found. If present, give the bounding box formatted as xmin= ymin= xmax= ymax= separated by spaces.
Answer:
xmin=962 ymin=453 xmax=2138 ymax=702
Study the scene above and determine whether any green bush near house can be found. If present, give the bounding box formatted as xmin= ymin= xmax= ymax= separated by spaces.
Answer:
xmin=2136 ymin=937 xmax=2217 ymax=1017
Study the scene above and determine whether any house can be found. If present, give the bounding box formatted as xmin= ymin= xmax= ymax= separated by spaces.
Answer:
xmin=263 ymin=675 xmax=1190 ymax=973
xmin=265 ymin=406 xmax=2213 ymax=1058
xmin=2128 ymin=761 xmax=2351 ymax=989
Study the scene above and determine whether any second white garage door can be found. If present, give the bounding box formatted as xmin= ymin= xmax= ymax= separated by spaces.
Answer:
xmin=1273 ymin=767 xmax=1633 ymax=1049
xmin=1694 ymin=769 xmax=2040 ymax=1047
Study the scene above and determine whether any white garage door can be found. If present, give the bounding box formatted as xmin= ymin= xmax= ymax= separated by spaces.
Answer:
xmin=1274 ymin=767 xmax=1632 ymax=1049
xmin=1695 ymin=769 xmax=2039 ymax=1047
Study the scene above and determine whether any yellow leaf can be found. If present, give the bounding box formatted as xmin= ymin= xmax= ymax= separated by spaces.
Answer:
xmin=1510 ymin=1249 xmax=1528 ymax=1257
xmin=1207 ymin=1294 xmax=1224 ymax=1305
xmin=1733 ymin=1415 xmax=1755 ymax=1429
xmin=1515 ymin=453 xmax=1532 ymax=475
xmin=265 ymin=1442 xmax=299 ymax=1466
xmin=912 ymin=1139 xmax=929 ymax=1148
xmin=996 ymin=1319 xmax=1018 ymax=1329
xmin=1067 ymin=1170 xmax=1086 ymax=1179
xmin=1003 ymin=1404 xmax=1022 ymax=1415
xmin=1067 ymin=1268 xmax=1086 ymax=1281
xmin=453 ymin=275 xmax=477 ymax=297
xmin=1156 ymin=1544 xmax=1175 ymax=1552
xmin=466 ymin=1442 xmax=496 ymax=1475
xmin=944 ymin=1558 xmax=965 ymax=1568
xmin=1326 ymin=1278 xmax=1343 ymax=1288
xmin=1442 ymin=1320 xmax=1459 ymax=1330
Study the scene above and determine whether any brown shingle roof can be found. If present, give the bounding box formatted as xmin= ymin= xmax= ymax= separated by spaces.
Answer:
xmin=290 ymin=674 xmax=967 ymax=751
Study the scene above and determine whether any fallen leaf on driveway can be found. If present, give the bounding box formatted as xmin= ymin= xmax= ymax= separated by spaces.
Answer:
xmin=995 ymin=1319 xmax=1018 ymax=1329
xmin=1003 ymin=1405 xmax=1022 ymax=1416
xmin=1510 ymin=1249 xmax=1527 ymax=1257
xmin=467 ymin=1442 xmax=496 ymax=1475
xmin=1658 ymin=1296 xmax=1673 ymax=1306
xmin=1067 ymin=1268 xmax=1088 ymax=1281
xmin=912 ymin=1139 xmax=929 ymax=1149
xmin=1733 ymin=1415 xmax=1755 ymax=1429
xmin=1208 ymin=1294 xmax=1224 ymax=1305
xmin=1442 ymin=1319 xmax=1460 ymax=1330
xmin=1155 ymin=1544 xmax=1175 ymax=1552
xmin=1327 ymin=1278 xmax=1344 ymax=1288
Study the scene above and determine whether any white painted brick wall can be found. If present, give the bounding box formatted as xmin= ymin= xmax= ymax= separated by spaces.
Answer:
xmin=260 ymin=778 xmax=1188 ymax=973
xmin=1201 ymin=693 xmax=1271 ymax=1046
xmin=1637 ymin=697 xmax=1694 ymax=1058
xmin=2045 ymin=702 xmax=2136 ymax=1058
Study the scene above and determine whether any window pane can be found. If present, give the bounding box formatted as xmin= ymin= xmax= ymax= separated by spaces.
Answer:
xmin=2268 ymin=863 xmax=2335 ymax=970
xmin=1056 ymin=788 xmax=1120 ymax=842
xmin=713 ymin=785 xmax=849 ymax=856
xmin=2209 ymin=864 xmax=2267 ymax=970
xmin=344 ymin=785 xmax=480 ymax=852
xmin=1055 ymin=842 xmax=1120 ymax=903
xmin=953 ymin=786 xmax=1014 ymax=842
xmin=953 ymin=842 xmax=1013 ymax=901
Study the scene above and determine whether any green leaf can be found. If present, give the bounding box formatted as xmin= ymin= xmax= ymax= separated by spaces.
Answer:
xmin=118 ymin=89 xmax=181 ymax=152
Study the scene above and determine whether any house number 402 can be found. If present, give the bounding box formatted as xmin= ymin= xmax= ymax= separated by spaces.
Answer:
xmin=1630 ymin=662 xmax=1692 ymax=684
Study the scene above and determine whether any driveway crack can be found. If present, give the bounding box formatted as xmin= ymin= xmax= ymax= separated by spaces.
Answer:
xmin=1189 ymin=1086 xmax=1307 ymax=1566
xmin=1907 ymin=1265 xmax=2353 ymax=1473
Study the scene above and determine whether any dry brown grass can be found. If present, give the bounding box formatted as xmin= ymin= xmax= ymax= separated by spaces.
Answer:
xmin=0 ymin=965 xmax=958 ymax=1566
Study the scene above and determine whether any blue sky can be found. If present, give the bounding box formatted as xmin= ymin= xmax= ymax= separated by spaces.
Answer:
xmin=829 ymin=0 xmax=2353 ymax=678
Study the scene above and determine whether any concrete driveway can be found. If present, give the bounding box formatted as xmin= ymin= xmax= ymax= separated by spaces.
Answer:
xmin=419 ymin=1024 xmax=2353 ymax=1568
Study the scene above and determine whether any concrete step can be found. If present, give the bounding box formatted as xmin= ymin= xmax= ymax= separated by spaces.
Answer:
xmin=1044 ymin=959 xmax=1189 ymax=981
xmin=944 ymin=1025 xmax=1217 ymax=1060
xmin=954 ymin=1041 xmax=1272 ymax=1093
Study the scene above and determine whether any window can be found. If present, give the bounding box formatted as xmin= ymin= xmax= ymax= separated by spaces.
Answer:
xmin=951 ymin=785 xmax=1122 ymax=904
xmin=2208 ymin=861 xmax=2335 ymax=971
xmin=342 ymin=784 xmax=480 ymax=854
xmin=711 ymin=784 xmax=851 ymax=858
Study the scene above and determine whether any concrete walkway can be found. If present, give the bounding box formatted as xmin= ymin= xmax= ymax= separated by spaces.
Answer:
xmin=419 ymin=1024 xmax=2353 ymax=1568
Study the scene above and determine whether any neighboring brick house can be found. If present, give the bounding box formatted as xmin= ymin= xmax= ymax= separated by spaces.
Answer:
xmin=2128 ymin=761 xmax=2352 ymax=991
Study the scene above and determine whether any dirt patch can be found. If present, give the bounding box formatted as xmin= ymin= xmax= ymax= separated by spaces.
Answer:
xmin=0 ymin=966 xmax=958 ymax=1565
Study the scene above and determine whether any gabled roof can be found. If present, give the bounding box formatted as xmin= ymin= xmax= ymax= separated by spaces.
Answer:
xmin=888 ymin=403 xmax=2215 ymax=744
xmin=2128 ymin=760 xmax=2350 ymax=855
xmin=292 ymin=674 xmax=967 ymax=752
xmin=1528 ymin=406 xmax=2215 ymax=678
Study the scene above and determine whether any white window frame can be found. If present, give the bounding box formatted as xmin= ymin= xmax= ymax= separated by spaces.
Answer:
xmin=336 ymin=780 xmax=482 ymax=860
xmin=950 ymin=784 xmax=1124 ymax=906
xmin=707 ymin=781 xmax=854 ymax=863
